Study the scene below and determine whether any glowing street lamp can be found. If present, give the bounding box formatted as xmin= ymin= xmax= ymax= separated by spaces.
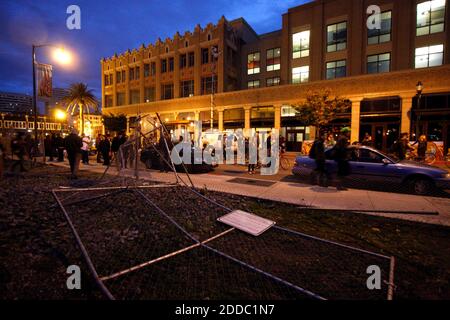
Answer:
xmin=54 ymin=109 xmax=67 ymax=121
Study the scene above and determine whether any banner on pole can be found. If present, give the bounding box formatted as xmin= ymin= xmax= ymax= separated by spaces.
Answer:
xmin=37 ymin=63 xmax=52 ymax=98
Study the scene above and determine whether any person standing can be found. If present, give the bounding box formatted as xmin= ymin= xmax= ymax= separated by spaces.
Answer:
xmin=81 ymin=134 xmax=91 ymax=165
xmin=54 ymin=133 xmax=65 ymax=162
xmin=416 ymin=135 xmax=428 ymax=162
xmin=310 ymin=131 xmax=328 ymax=187
xmin=0 ymin=141 xmax=4 ymax=179
xmin=100 ymin=134 xmax=111 ymax=166
xmin=362 ymin=133 xmax=373 ymax=148
xmin=391 ymin=133 xmax=412 ymax=160
xmin=44 ymin=134 xmax=54 ymax=162
xmin=95 ymin=133 xmax=103 ymax=163
xmin=334 ymin=128 xmax=351 ymax=191
xmin=64 ymin=129 xmax=82 ymax=179
xmin=10 ymin=132 xmax=27 ymax=173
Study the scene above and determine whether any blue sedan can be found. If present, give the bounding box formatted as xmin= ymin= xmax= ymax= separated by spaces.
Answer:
xmin=292 ymin=146 xmax=450 ymax=195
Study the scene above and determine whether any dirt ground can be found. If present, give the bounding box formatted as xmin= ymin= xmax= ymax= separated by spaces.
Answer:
xmin=1 ymin=164 xmax=449 ymax=300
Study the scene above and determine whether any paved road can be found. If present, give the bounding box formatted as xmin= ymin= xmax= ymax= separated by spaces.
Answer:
xmin=49 ymin=159 xmax=450 ymax=227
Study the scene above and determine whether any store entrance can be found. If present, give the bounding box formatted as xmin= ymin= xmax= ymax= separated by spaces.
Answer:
xmin=360 ymin=122 xmax=399 ymax=152
xmin=285 ymin=127 xmax=306 ymax=152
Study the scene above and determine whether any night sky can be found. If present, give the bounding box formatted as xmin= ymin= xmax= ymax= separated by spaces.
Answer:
xmin=0 ymin=0 xmax=310 ymax=99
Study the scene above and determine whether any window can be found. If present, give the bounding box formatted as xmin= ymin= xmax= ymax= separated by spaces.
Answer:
xmin=292 ymin=31 xmax=310 ymax=58
xmin=180 ymin=80 xmax=194 ymax=98
xmin=109 ymin=74 xmax=113 ymax=85
xmin=121 ymin=70 xmax=126 ymax=82
xmin=180 ymin=54 xmax=187 ymax=69
xmin=168 ymin=57 xmax=174 ymax=72
xmin=326 ymin=60 xmax=347 ymax=79
xmin=367 ymin=53 xmax=391 ymax=74
xmin=129 ymin=68 xmax=135 ymax=81
xmin=267 ymin=48 xmax=281 ymax=71
xmin=161 ymin=59 xmax=167 ymax=73
xmin=116 ymin=71 xmax=121 ymax=83
xmin=104 ymin=95 xmax=113 ymax=107
xmin=247 ymin=52 xmax=260 ymax=75
xmin=116 ymin=92 xmax=125 ymax=106
xmin=417 ymin=0 xmax=446 ymax=36
xmin=135 ymin=66 xmax=140 ymax=79
xmin=144 ymin=87 xmax=155 ymax=102
xmin=188 ymin=52 xmax=195 ymax=67
xmin=247 ymin=80 xmax=260 ymax=89
xmin=201 ymin=48 xmax=209 ymax=64
xmin=161 ymin=84 xmax=174 ymax=100
xmin=151 ymin=62 xmax=156 ymax=76
xmin=104 ymin=74 xmax=109 ymax=86
xmin=292 ymin=66 xmax=309 ymax=84
xmin=144 ymin=64 xmax=150 ymax=77
xmin=130 ymin=90 xmax=140 ymax=104
xmin=327 ymin=22 xmax=347 ymax=52
xmin=201 ymin=76 xmax=218 ymax=95
xmin=368 ymin=11 xmax=392 ymax=44
xmin=266 ymin=77 xmax=280 ymax=87
xmin=358 ymin=149 xmax=384 ymax=164
xmin=415 ymin=44 xmax=444 ymax=68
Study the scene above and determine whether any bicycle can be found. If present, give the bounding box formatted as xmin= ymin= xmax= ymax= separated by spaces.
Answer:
xmin=279 ymin=152 xmax=291 ymax=171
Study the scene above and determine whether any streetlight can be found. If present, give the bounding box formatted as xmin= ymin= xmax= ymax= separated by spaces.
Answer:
xmin=54 ymin=109 xmax=67 ymax=121
xmin=32 ymin=44 xmax=71 ymax=158
xmin=415 ymin=81 xmax=424 ymax=139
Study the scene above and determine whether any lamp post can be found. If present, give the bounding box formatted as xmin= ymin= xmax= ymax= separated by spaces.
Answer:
xmin=32 ymin=44 xmax=71 ymax=159
xmin=415 ymin=81 xmax=424 ymax=140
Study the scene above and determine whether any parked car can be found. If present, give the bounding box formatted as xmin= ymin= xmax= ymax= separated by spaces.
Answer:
xmin=292 ymin=145 xmax=450 ymax=195
xmin=140 ymin=144 xmax=214 ymax=174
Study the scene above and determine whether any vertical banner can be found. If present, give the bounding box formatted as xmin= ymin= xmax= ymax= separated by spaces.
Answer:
xmin=37 ymin=63 xmax=53 ymax=98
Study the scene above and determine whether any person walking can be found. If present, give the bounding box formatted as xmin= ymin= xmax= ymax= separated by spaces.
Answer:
xmin=64 ymin=129 xmax=82 ymax=179
xmin=81 ymin=134 xmax=91 ymax=165
xmin=334 ymin=127 xmax=351 ymax=191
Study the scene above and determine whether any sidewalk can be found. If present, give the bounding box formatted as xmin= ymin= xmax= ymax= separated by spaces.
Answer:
xmin=50 ymin=161 xmax=450 ymax=227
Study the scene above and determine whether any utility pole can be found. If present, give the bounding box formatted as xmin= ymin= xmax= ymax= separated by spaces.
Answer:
xmin=210 ymin=46 xmax=220 ymax=131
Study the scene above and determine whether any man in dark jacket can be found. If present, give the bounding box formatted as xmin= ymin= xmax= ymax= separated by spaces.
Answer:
xmin=310 ymin=131 xmax=328 ymax=187
xmin=100 ymin=134 xmax=111 ymax=166
xmin=64 ymin=130 xmax=82 ymax=179
xmin=54 ymin=134 xmax=65 ymax=162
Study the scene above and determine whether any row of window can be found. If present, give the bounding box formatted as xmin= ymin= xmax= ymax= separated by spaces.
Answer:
xmin=293 ymin=43 xmax=444 ymax=83
xmin=107 ymin=77 xmax=219 ymax=106
xmin=290 ymin=0 xmax=445 ymax=59
xmin=105 ymin=48 xmax=221 ymax=85
xmin=247 ymin=48 xmax=281 ymax=75
xmin=247 ymin=77 xmax=281 ymax=89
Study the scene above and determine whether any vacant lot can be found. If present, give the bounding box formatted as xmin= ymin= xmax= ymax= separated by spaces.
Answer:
xmin=0 ymin=164 xmax=449 ymax=299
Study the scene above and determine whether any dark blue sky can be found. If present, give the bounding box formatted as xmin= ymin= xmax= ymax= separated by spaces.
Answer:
xmin=0 ymin=0 xmax=310 ymax=98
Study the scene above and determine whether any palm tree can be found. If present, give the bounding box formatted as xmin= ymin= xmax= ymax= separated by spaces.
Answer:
xmin=63 ymin=83 xmax=99 ymax=135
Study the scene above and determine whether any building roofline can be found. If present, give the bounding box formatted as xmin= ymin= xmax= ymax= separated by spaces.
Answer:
xmin=229 ymin=17 xmax=259 ymax=38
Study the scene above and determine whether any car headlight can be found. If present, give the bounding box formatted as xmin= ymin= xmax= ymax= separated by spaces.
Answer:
xmin=443 ymin=173 xmax=450 ymax=179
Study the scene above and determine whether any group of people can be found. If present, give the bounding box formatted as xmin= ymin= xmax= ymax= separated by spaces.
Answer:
xmin=310 ymin=128 xmax=351 ymax=190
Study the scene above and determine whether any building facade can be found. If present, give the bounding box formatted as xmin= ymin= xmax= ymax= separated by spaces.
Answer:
xmin=101 ymin=0 xmax=450 ymax=152
xmin=0 ymin=92 xmax=32 ymax=114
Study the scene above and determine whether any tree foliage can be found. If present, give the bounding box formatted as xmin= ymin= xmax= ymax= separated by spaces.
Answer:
xmin=62 ymin=83 xmax=99 ymax=134
xmin=292 ymin=89 xmax=351 ymax=129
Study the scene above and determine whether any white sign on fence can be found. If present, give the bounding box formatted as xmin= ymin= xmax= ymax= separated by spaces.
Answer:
xmin=218 ymin=210 xmax=276 ymax=236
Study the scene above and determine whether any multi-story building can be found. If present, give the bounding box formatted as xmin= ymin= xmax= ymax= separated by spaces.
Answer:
xmin=0 ymin=91 xmax=32 ymax=114
xmin=102 ymin=0 xmax=450 ymax=152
